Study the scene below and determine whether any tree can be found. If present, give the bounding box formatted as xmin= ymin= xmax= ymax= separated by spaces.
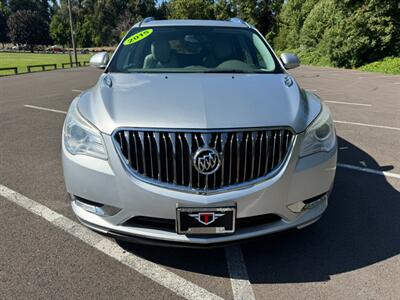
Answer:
xmin=49 ymin=0 xmax=60 ymax=16
xmin=77 ymin=16 xmax=95 ymax=47
xmin=0 ymin=10 xmax=8 ymax=46
xmin=273 ymin=0 xmax=318 ymax=50
xmin=49 ymin=6 xmax=70 ymax=46
xmin=155 ymin=1 xmax=169 ymax=20
xmin=274 ymin=0 xmax=400 ymax=68
xmin=7 ymin=10 xmax=51 ymax=50
xmin=215 ymin=0 xmax=235 ymax=20
xmin=8 ymin=0 xmax=51 ymax=22
xmin=91 ymin=0 xmax=119 ymax=46
xmin=126 ymin=0 xmax=157 ymax=23
xmin=323 ymin=0 xmax=398 ymax=67
xmin=168 ymin=0 xmax=215 ymax=20
xmin=8 ymin=0 xmax=40 ymax=12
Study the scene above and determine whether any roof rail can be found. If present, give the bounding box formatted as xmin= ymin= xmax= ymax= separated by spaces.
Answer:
xmin=139 ymin=17 xmax=155 ymax=27
xmin=229 ymin=17 xmax=251 ymax=28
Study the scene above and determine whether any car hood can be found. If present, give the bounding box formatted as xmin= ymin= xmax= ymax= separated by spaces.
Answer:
xmin=78 ymin=73 xmax=321 ymax=135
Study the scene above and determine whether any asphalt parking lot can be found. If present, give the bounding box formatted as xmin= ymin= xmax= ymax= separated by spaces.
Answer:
xmin=0 ymin=66 xmax=399 ymax=299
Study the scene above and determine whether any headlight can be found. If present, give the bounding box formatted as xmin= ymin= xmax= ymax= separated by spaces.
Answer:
xmin=299 ymin=102 xmax=336 ymax=157
xmin=63 ymin=100 xmax=108 ymax=160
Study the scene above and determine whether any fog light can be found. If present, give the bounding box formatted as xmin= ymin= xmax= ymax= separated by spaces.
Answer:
xmin=71 ymin=195 xmax=121 ymax=216
xmin=287 ymin=194 xmax=327 ymax=213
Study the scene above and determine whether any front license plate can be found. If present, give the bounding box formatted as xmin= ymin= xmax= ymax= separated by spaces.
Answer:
xmin=176 ymin=207 xmax=236 ymax=235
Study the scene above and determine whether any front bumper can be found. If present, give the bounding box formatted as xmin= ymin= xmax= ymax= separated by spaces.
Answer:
xmin=62 ymin=132 xmax=337 ymax=246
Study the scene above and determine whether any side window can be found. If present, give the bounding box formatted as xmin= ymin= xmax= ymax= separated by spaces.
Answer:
xmin=252 ymin=33 xmax=275 ymax=71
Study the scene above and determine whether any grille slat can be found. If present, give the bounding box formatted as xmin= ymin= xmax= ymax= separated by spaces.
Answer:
xmin=243 ymin=133 xmax=249 ymax=182
xmin=228 ymin=134 xmax=234 ymax=185
xmin=184 ymin=133 xmax=193 ymax=188
xmin=272 ymin=132 xmax=277 ymax=168
xmin=257 ymin=132 xmax=263 ymax=177
xmin=161 ymin=133 xmax=168 ymax=182
xmin=235 ymin=132 xmax=243 ymax=184
xmin=278 ymin=130 xmax=283 ymax=162
xmin=153 ymin=132 xmax=161 ymax=180
xmin=169 ymin=133 xmax=177 ymax=184
xmin=138 ymin=132 xmax=146 ymax=176
xmin=114 ymin=128 xmax=294 ymax=193
xmin=250 ymin=132 xmax=257 ymax=180
xmin=178 ymin=134 xmax=184 ymax=185
xmin=220 ymin=133 xmax=228 ymax=187
xmin=264 ymin=133 xmax=269 ymax=176
xmin=123 ymin=131 xmax=131 ymax=165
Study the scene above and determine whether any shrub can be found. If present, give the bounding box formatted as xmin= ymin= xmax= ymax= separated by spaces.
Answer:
xmin=359 ymin=57 xmax=400 ymax=75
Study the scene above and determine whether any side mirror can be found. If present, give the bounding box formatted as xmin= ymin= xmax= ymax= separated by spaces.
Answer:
xmin=89 ymin=52 xmax=109 ymax=69
xmin=280 ymin=53 xmax=300 ymax=70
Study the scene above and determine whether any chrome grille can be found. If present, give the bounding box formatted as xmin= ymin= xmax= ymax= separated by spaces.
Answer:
xmin=113 ymin=128 xmax=294 ymax=193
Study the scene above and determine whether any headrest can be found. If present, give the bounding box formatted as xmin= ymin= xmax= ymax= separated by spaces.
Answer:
xmin=151 ymin=40 xmax=171 ymax=63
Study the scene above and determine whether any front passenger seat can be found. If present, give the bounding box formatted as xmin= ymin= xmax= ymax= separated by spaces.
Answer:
xmin=143 ymin=40 xmax=178 ymax=69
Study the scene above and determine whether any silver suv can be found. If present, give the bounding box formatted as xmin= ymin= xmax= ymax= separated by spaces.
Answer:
xmin=62 ymin=18 xmax=337 ymax=246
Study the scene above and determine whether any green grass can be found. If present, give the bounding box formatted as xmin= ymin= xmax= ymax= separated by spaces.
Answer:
xmin=0 ymin=52 xmax=92 ymax=75
xmin=359 ymin=57 xmax=400 ymax=75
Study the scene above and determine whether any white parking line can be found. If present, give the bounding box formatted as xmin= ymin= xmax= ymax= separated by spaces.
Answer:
xmin=334 ymin=120 xmax=400 ymax=131
xmin=0 ymin=184 xmax=223 ymax=300
xmin=225 ymin=246 xmax=256 ymax=300
xmin=338 ymin=163 xmax=400 ymax=179
xmin=24 ymin=105 xmax=67 ymax=115
xmin=72 ymin=89 xmax=83 ymax=92
xmin=325 ymin=100 xmax=372 ymax=107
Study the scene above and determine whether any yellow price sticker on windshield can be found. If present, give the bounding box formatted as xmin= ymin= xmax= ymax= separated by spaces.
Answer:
xmin=123 ymin=29 xmax=153 ymax=46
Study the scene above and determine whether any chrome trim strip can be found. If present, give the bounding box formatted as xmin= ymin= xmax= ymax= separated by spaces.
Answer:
xmin=132 ymin=132 xmax=139 ymax=171
xmin=153 ymin=132 xmax=161 ymax=180
xmin=162 ymin=133 xmax=169 ymax=182
xmin=184 ymin=133 xmax=193 ymax=188
xmin=228 ymin=134 xmax=234 ymax=185
xmin=147 ymin=132 xmax=154 ymax=178
xmin=278 ymin=130 xmax=283 ymax=162
xmin=178 ymin=134 xmax=185 ymax=185
xmin=235 ymin=132 xmax=243 ymax=184
xmin=250 ymin=132 xmax=257 ymax=179
xmin=123 ymin=131 xmax=131 ymax=164
xmin=258 ymin=131 xmax=264 ymax=177
xmin=138 ymin=132 xmax=146 ymax=176
xmin=169 ymin=133 xmax=177 ymax=184
xmin=264 ymin=132 xmax=269 ymax=176
xmin=220 ymin=133 xmax=228 ymax=187
xmin=243 ymin=133 xmax=249 ymax=181
xmin=272 ymin=131 xmax=277 ymax=167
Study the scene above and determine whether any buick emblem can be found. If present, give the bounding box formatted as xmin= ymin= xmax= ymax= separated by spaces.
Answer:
xmin=189 ymin=212 xmax=225 ymax=225
xmin=193 ymin=148 xmax=221 ymax=175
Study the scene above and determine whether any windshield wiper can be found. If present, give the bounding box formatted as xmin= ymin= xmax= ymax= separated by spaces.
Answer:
xmin=204 ymin=69 xmax=251 ymax=73
xmin=204 ymin=69 xmax=269 ymax=74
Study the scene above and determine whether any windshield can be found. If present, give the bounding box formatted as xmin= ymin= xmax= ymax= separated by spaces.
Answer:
xmin=107 ymin=26 xmax=281 ymax=73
